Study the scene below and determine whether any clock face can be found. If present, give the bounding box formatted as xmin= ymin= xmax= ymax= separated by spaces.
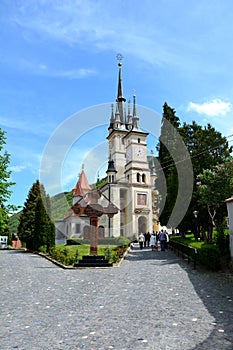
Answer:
xmin=135 ymin=147 xmax=144 ymax=157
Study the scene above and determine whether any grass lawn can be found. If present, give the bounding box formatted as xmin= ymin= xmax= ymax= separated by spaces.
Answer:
xmin=170 ymin=234 xmax=205 ymax=248
xmin=55 ymin=243 xmax=117 ymax=258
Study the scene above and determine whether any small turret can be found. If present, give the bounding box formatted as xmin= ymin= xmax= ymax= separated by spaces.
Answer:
xmin=106 ymin=158 xmax=117 ymax=183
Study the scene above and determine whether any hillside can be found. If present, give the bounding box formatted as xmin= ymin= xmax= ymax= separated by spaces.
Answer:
xmin=9 ymin=191 xmax=73 ymax=233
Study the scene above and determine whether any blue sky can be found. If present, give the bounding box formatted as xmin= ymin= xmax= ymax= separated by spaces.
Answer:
xmin=1 ymin=0 xmax=233 ymax=209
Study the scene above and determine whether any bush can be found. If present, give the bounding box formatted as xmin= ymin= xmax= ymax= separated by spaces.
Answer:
xmin=197 ymin=245 xmax=221 ymax=271
xmin=108 ymin=245 xmax=128 ymax=263
xmin=114 ymin=236 xmax=131 ymax=247
xmin=66 ymin=238 xmax=81 ymax=245
xmin=48 ymin=247 xmax=77 ymax=266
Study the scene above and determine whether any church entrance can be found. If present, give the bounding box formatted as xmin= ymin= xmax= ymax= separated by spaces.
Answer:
xmin=138 ymin=216 xmax=147 ymax=234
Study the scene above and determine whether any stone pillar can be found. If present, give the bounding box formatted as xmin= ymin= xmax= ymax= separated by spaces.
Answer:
xmin=90 ymin=217 xmax=98 ymax=256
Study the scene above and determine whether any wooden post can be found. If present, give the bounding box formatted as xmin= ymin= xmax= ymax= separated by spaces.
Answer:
xmin=90 ymin=217 xmax=98 ymax=256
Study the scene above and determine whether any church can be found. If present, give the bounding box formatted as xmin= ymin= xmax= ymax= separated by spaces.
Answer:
xmin=55 ymin=61 xmax=158 ymax=242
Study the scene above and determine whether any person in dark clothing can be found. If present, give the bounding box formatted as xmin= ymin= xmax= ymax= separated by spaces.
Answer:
xmin=146 ymin=232 xmax=151 ymax=247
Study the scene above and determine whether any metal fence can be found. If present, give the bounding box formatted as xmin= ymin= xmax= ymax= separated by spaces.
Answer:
xmin=169 ymin=239 xmax=197 ymax=269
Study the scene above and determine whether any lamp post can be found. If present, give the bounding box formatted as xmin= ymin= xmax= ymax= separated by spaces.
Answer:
xmin=193 ymin=210 xmax=199 ymax=240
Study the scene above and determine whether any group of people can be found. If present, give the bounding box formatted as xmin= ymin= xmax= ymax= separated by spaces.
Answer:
xmin=138 ymin=230 xmax=169 ymax=251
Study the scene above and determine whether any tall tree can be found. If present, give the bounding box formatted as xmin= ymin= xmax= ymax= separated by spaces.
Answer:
xmin=156 ymin=104 xmax=232 ymax=234
xmin=179 ymin=121 xmax=232 ymax=233
xmin=0 ymin=128 xmax=15 ymax=235
xmin=18 ymin=180 xmax=55 ymax=251
xmin=155 ymin=103 xmax=181 ymax=228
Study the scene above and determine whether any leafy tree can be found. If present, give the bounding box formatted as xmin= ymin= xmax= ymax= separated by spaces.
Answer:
xmin=156 ymin=104 xmax=232 ymax=235
xmin=18 ymin=180 xmax=55 ymax=251
xmin=0 ymin=128 xmax=15 ymax=235
xmin=179 ymin=121 xmax=232 ymax=234
xmin=197 ymin=159 xmax=233 ymax=242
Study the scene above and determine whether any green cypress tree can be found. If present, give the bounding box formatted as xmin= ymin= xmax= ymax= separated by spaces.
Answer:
xmin=18 ymin=180 xmax=55 ymax=250
xmin=156 ymin=102 xmax=181 ymax=227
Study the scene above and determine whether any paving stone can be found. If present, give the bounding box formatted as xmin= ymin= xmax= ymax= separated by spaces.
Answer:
xmin=0 ymin=248 xmax=233 ymax=349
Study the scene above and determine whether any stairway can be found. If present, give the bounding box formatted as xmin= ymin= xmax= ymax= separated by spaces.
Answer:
xmin=74 ymin=255 xmax=112 ymax=268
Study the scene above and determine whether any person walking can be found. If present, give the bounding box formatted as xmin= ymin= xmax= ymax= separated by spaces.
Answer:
xmin=164 ymin=230 xmax=169 ymax=250
xmin=146 ymin=232 xmax=151 ymax=247
xmin=149 ymin=233 xmax=156 ymax=251
xmin=138 ymin=233 xmax=145 ymax=250
xmin=159 ymin=229 xmax=167 ymax=251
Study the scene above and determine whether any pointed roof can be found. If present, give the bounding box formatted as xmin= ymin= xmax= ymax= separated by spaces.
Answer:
xmin=73 ymin=165 xmax=91 ymax=197
xmin=117 ymin=62 xmax=126 ymax=103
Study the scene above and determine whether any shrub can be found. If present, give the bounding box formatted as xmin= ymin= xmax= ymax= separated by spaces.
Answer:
xmin=38 ymin=245 xmax=47 ymax=253
xmin=197 ymin=245 xmax=221 ymax=271
xmin=66 ymin=238 xmax=81 ymax=245
xmin=115 ymin=236 xmax=131 ymax=247
xmin=48 ymin=246 xmax=77 ymax=266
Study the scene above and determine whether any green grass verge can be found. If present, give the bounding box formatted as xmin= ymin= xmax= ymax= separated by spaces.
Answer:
xmin=41 ymin=243 xmax=128 ymax=266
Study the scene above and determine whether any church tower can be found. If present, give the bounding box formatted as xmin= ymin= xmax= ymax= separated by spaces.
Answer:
xmin=100 ymin=59 xmax=154 ymax=238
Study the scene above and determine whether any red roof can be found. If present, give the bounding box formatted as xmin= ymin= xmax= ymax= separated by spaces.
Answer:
xmin=73 ymin=169 xmax=91 ymax=197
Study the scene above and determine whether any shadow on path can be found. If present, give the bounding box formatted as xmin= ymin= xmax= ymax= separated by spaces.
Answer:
xmin=126 ymin=245 xmax=233 ymax=349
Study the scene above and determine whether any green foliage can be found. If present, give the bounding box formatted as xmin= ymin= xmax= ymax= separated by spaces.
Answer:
xmin=96 ymin=176 xmax=108 ymax=188
xmin=156 ymin=103 xmax=180 ymax=226
xmin=18 ymin=180 xmax=55 ymax=251
xmin=197 ymin=159 xmax=233 ymax=232
xmin=48 ymin=246 xmax=77 ymax=266
xmin=107 ymin=246 xmax=127 ymax=264
xmin=47 ymin=243 xmax=127 ymax=266
xmin=0 ymin=128 xmax=16 ymax=235
xmin=197 ymin=245 xmax=221 ymax=271
xmin=156 ymin=104 xmax=232 ymax=233
xmin=114 ymin=236 xmax=131 ymax=247
xmin=214 ymin=225 xmax=230 ymax=257
xmin=9 ymin=210 xmax=21 ymax=233
xmin=50 ymin=191 xmax=73 ymax=221
xmin=170 ymin=234 xmax=225 ymax=271
xmin=66 ymin=238 xmax=81 ymax=245
xmin=179 ymin=122 xmax=232 ymax=233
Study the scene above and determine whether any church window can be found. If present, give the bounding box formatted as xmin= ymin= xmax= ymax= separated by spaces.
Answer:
xmin=138 ymin=138 xmax=140 ymax=143
xmin=142 ymin=174 xmax=146 ymax=183
xmin=137 ymin=173 xmax=141 ymax=182
xmin=75 ymin=224 xmax=80 ymax=233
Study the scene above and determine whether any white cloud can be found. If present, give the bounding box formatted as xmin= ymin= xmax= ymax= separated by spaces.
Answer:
xmin=187 ymin=99 xmax=232 ymax=117
xmin=9 ymin=164 xmax=27 ymax=172
xmin=16 ymin=58 xmax=96 ymax=79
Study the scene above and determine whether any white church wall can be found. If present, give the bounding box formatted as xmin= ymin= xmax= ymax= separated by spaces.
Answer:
xmin=226 ymin=198 xmax=233 ymax=260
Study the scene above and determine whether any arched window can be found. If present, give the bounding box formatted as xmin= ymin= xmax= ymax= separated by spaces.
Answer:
xmin=138 ymin=138 xmax=141 ymax=143
xmin=137 ymin=173 xmax=141 ymax=182
xmin=142 ymin=174 xmax=146 ymax=183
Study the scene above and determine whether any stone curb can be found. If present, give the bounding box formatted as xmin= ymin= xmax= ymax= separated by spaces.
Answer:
xmin=34 ymin=245 xmax=131 ymax=270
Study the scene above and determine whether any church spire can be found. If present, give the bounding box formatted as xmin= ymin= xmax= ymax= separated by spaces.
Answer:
xmin=132 ymin=93 xmax=140 ymax=129
xmin=115 ymin=54 xmax=126 ymax=125
xmin=117 ymin=62 xmax=126 ymax=103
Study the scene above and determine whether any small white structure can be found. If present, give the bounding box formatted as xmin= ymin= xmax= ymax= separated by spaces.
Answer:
xmin=0 ymin=236 xmax=8 ymax=249
xmin=225 ymin=196 xmax=233 ymax=260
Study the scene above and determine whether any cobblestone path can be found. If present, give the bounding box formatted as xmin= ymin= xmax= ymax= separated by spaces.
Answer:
xmin=1 ymin=248 xmax=233 ymax=350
